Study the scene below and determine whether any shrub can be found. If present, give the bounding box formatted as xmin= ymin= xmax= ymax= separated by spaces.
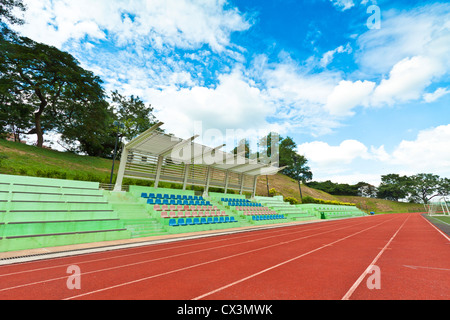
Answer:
xmin=284 ymin=197 xmax=299 ymax=205
xmin=269 ymin=188 xmax=277 ymax=197
xmin=301 ymin=195 xmax=355 ymax=206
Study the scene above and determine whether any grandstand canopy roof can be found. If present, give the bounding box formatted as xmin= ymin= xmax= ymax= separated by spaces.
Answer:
xmin=114 ymin=122 xmax=284 ymax=196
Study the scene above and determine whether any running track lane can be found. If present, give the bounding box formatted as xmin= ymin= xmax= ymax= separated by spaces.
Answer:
xmin=0 ymin=213 xmax=448 ymax=300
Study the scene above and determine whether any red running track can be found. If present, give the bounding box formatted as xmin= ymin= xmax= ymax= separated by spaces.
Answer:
xmin=0 ymin=212 xmax=448 ymax=300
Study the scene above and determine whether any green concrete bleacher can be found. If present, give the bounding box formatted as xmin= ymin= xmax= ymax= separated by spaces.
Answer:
xmin=254 ymin=196 xmax=366 ymax=221
xmin=0 ymin=174 xmax=369 ymax=253
xmin=255 ymin=196 xmax=320 ymax=221
xmin=0 ymin=174 xmax=131 ymax=252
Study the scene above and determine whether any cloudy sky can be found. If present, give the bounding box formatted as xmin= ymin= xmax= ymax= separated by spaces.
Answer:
xmin=11 ymin=0 xmax=450 ymax=186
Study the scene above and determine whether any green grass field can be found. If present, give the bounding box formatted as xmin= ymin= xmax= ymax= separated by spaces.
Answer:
xmin=429 ymin=215 xmax=450 ymax=224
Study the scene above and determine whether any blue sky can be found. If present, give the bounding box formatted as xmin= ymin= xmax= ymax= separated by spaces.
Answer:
xmin=13 ymin=0 xmax=450 ymax=186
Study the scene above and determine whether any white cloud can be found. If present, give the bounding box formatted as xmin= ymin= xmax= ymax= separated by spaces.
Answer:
xmin=325 ymin=80 xmax=375 ymax=116
xmin=356 ymin=3 xmax=450 ymax=76
xmin=251 ymin=55 xmax=343 ymax=136
xmin=298 ymin=140 xmax=370 ymax=167
xmin=423 ymin=87 xmax=450 ymax=103
xmin=330 ymin=0 xmax=355 ymax=11
xmin=298 ymin=125 xmax=450 ymax=185
xmin=15 ymin=0 xmax=251 ymax=51
xmin=320 ymin=43 xmax=352 ymax=68
xmin=370 ymin=56 xmax=444 ymax=107
xmin=145 ymin=69 xmax=278 ymax=141
xmin=390 ymin=124 xmax=450 ymax=176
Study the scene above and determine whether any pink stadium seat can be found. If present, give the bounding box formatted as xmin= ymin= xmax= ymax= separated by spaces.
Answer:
xmin=161 ymin=211 xmax=169 ymax=218
xmin=177 ymin=211 xmax=185 ymax=218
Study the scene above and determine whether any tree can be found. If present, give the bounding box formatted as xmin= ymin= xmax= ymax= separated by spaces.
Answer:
xmin=289 ymin=153 xmax=313 ymax=200
xmin=356 ymin=181 xmax=377 ymax=198
xmin=0 ymin=0 xmax=26 ymax=39
xmin=376 ymin=174 xmax=410 ymax=201
xmin=110 ymin=90 xmax=158 ymax=143
xmin=279 ymin=136 xmax=297 ymax=169
xmin=274 ymin=136 xmax=313 ymax=200
xmin=0 ymin=36 xmax=109 ymax=148
xmin=406 ymin=173 xmax=447 ymax=204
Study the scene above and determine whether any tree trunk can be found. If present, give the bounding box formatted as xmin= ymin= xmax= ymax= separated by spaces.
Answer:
xmin=34 ymin=88 xmax=47 ymax=148
xmin=298 ymin=180 xmax=303 ymax=202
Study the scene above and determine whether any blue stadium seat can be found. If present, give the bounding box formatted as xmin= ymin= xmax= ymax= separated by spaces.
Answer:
xmin=169 ymin=219 xmax=178 ymax=226
xmin=141 ymin=193 xmax=148 ymax=198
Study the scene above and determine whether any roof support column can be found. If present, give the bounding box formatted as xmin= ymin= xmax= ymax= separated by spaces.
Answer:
xmin=182 ymin=164 xmax=190 ymax=191
xmin=154 ymin=156 xmax=164 ymax=189
xmin=252 ymin=175 xmax=258 ymax=199
xmin=224 ymin=170 xmax=229 ymax=194
xmin=239 ymin=173 xmax=245 ymax=195
xmin=113 ymin=147 xmax=129 ymax=192
xmin=203 ymin=166 xmax=212 ymax=197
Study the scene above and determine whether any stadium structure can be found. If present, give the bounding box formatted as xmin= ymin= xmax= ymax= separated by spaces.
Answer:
xmin=0 ymin=123 xmax=367 ymax=254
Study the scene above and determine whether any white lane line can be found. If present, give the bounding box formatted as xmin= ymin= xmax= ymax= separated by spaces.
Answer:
xmin=341 ymin=214 xmax=411 ymax=300
xmin=403 ymin=265 xmax=450 ymax=271
xmin=0 ymin=219 xmax=350 ymax=275
xmin=192 ymin=217 xmax=396 ymax=300
xmin=0 ymin=219 xmax=362 ymax=294
xmin=421 ymin=215 xmax=450 ymax=242
xmin=65 ymin=218 xmax=386 ymax=300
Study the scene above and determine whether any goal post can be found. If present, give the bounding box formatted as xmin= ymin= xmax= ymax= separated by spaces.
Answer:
xmin=426 ymin=196 xmax=450 ymax=216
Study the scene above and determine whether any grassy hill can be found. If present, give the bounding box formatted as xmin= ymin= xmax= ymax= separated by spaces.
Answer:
xmin=0 ymin=139 xmax=423 ymax=214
